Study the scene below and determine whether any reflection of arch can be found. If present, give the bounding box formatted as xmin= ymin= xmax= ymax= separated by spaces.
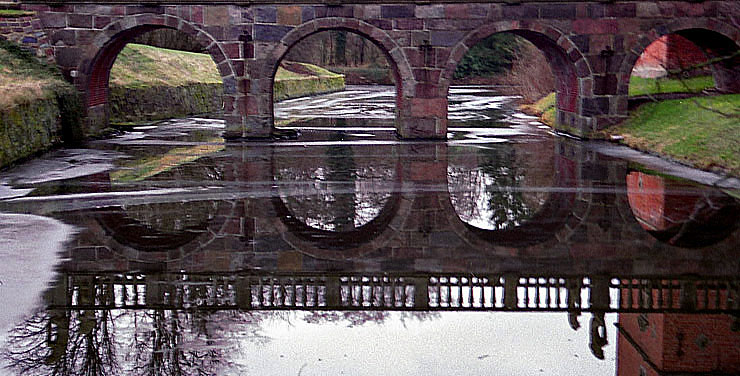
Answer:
xmin=625 ymin=171 xmax=740 ymax=248
xmin=620 ymin=19 xmax=740 ymax=94
xmin=443 ymin=145 xmax=579 ymax=249
xmin=94 ymin=208 xmax=206 ymax=252
xmin=271 ymin=144 xmax=404 ymax=253
xmin=79 ymin=196 xmax=245 ymax=263
xmin=443 ymin=22 xmax=591 ymax=127
xmin=77 ymin=14 xmax=236 ymax=120
xmin=272 ymin=193 xmax=402 ymax=250
xmin=267 ymin=17 xmax=414 ymax=128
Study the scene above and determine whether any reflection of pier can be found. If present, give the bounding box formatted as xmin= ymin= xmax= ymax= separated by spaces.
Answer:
xmin=48 ymin=272 xmax=739 ymax=314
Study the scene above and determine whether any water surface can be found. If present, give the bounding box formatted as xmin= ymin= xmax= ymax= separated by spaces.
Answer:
xmin=0 ymin=85 xmax=737 ymax=375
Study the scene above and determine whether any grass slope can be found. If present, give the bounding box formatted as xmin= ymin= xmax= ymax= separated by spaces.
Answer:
xmin=110 ymin=44 xmax=222 ymax=87
xmin=608 ymin=94 xmax=740 ymax=175
xmin=111 ymin=44 xmax=339 ymax=86
xmin=0 ymin=40 xmax=70 ymax=109
xmin=628 ymin=75 xmax=715 ymax=96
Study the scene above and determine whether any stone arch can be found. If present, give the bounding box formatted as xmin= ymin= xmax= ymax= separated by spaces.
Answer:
xmin=442 ymin=21 xmax=592 ymax=130
xmin=77 ymin=13 xmax=237 ymax=131
xmin=619 ymin=18 xmax=740 ymax=95
xmin=266 ymin=17 xmax=415 ymax=134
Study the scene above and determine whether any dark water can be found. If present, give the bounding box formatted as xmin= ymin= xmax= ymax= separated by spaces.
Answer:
xmin=0 ymin=86 xmax=738 ymax=375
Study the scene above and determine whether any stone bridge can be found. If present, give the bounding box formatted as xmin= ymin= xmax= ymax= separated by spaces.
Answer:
xmin=10 ymin=0 xmax=740 ymax=139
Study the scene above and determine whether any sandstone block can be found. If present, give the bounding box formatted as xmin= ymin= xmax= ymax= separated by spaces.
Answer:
xmin=277 ymin=6 xmax=301 ymax=26
xmin=381 ymin=5 xmax=415 ymax=19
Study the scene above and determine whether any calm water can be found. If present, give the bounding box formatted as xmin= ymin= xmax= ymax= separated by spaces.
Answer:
xmin=0 ymin=86 xmax=737 ymax=375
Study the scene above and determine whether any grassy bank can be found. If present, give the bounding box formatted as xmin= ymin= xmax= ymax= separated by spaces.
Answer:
xmin=607 ymin=94 xmax=740 ymax=176
xmin=520 ymin=92 xmax=556 ymax=125
xmin=112 ymin=44 xmax=344 ymax=102
xmin=523 ymin=75 xmax=716 ymax=125
xmin=628 ymin=75 xmax=714 ymax=96
xmin=0 ymin=39 xmax=73 ymax=109
xmin=274 ymin=62 xmax=345 ymax=101
xmin=111 ymin=44 xmax=222 ymax=88
xmin=1 ymin=40 xmax=83 ymax=167
xmin=521 ymin=76 xmax=739 ymax=176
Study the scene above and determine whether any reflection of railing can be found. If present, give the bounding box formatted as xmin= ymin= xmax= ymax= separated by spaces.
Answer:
xmin=49 ymin=273 xmax=740 ymax=314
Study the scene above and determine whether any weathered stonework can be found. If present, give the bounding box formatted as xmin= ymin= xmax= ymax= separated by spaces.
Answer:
xmin=0 ymin=96 xmax=62 ymax=168
xmin=0 ymin=13 xmax=53 ymax=59
xmin=18 ymin=1 xmax=740 ymax=139
xmin=273 ymin=74 xmax=345 ymax=102
xmin=109 ymin=83 xmax=223 ymax=123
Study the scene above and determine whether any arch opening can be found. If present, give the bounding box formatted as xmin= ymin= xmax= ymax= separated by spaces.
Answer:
xmin=628 ymin=28 xmax=740 ymax=97
xmin=271 ymin=28 xmax=401 ymax=135
xmin=85 ymin=22 xmax=229 ymax=130
xmin=446 ymin=28 xmax=582 ymax=133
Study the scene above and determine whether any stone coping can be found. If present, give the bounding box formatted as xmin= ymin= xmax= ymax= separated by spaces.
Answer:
xmin=19 ymin=0 xmax=678 ymax=4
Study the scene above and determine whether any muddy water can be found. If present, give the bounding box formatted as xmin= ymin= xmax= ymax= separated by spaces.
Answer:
xmin=0 ymin=85 xmax=738 ymax=375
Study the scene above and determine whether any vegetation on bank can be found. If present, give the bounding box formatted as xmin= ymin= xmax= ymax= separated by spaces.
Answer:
xmin=1 ymin=40 xmax=83 ymax=167
xmin=111 ymin=44 xmax=222 ymax=88
xmin=273 ymin=62 xmax=345 ymax=101
xmin=607 ymin=94 xmax=740 ymax=176
xmin=520 ymin=92 xmax=556 ymax=125
xmin=453 ymin=34 xmax=518 ymax=80
xmin=521 ymin=75 xmax=738 ymax=176
xmin=112 ymin=44 xmax=344 ymax=99
xmin=0 ymin=39 xmax=74 ymax=109
xmin=628 ymin=75 xmax=715 ymax=96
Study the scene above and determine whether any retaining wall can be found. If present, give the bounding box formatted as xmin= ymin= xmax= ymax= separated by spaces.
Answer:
xmin=274 ymin=75 xmax=346 ymax=102
xmin=109 ymin=83 xmax=223 ymax=123
xmin=0 ymin=96 xmax=61 ymax=168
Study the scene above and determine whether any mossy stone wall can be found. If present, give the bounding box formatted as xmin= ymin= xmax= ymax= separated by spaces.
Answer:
xmin=0 ymin=95 xmax=61 ymax=168
xmin=274 ymin=75 xmax=345 ymax=102
xmin=109 ymin=83 xmax=223 ymax=123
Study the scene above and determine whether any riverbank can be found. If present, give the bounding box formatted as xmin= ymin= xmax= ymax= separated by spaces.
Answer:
xmin=0 ymin=39 xmax=82 ymax=169
xmin=606 ymin=94 xmax=740 ymax=177
xmin=273 ymin=61 xmax=345 ymax=102
xmin=521 ymin=76 xmax=739 ymax=177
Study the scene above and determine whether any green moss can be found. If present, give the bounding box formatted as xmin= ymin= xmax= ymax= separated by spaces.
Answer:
xmin=274 ymin=75 xmax=345 ymax=102
xmin=0 ymin=9 xmax=35 ymax=17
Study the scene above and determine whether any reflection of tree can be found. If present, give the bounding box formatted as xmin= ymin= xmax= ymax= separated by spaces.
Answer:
xmin=448 ymin=146 xmax=540 ymax=230
xmin=128 ymin=310 xmax=226 ymax=376
xmin=4 ymin=309 xmax=119 ymax=376
xmin=3 ymin=306 xmax=439 ymax=375
xmin=277 ymin=144 xmax=394 ymax=232
xmin=302 ymin=311 xmax=439 ymax=328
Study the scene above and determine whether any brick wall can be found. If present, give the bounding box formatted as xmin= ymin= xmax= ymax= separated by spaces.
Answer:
xmin=632 ymin=34 xmax=708 ymax=78
xmin=618 ymin=313 xmax=740 ymax=375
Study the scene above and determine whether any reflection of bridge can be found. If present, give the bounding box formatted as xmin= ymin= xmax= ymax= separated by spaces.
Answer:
xmin=49 ymin=271 xmax=740 ymax=314
xmin=3 ymin=0 xmax=739 ymax=138
xmin=3 ymin=140 xmax=737 ymax=278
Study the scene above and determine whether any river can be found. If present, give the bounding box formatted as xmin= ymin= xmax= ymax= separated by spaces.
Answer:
xmin=0 ymin=85 xmax=737 ymax=375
